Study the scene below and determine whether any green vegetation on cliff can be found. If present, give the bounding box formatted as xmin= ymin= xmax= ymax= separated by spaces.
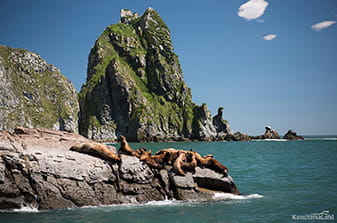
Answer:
xmin=0 ymin=45 xmax=79 ymax=132
xmin=79 ymin=8 xmax=215 ymax=141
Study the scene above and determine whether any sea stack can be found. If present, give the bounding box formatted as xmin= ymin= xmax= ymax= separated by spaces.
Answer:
xmin=252 ymin=126 xmax=281 ymax=140
xmin=78 ymin=8 xmax=227 ymax=142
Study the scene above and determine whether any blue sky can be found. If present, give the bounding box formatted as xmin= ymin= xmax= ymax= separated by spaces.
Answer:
xmin=1 ymin=0 xmax=336 ymax=135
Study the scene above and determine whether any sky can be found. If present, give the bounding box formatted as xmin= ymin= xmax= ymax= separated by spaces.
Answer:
xmin=1 ymin=0 xmax=337 ymax=135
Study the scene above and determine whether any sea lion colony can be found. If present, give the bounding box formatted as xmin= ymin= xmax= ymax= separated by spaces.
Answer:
xmin=70 ymin=135 xmax=228 ymax=176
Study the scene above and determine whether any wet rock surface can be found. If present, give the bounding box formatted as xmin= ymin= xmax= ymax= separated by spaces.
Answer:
xmin=0 ymin=127 xmax=239 ymax=210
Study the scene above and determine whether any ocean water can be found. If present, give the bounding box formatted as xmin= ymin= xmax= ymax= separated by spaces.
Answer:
xmin=1 ymin=137 xmax=337 ymax=222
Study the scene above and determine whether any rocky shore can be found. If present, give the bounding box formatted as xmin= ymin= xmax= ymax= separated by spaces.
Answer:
xmin=0 ymin=127 xmax=239 ymax=211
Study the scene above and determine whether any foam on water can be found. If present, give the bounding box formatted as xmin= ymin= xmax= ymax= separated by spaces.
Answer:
xmin=75 ymin=199 xmax=187 ymax=211
xmin=213 ymin=193 xmax=264 ymax=200
xmin=253 ymin=139 xmax=288 ymax=142
xmin=12 ymin=206 xmax=40 ymax=213
xmin=144 ymin=199 xmax=180 ymax=206
xmin=304 ymin=137 xmax=337 ymax=141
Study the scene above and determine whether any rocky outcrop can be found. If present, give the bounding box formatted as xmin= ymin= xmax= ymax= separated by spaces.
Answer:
xmin=191 ymin=104 xmax=217 ymax=141
xmin=0 ymin=45 xmax=79 ymax=133
xmin=213 ymin=107 xmax=231 ymax=135
xmin=0 ymin=127 xmax=239 ymax=210
xmin=283 ymin=130 xmax=304 ymax=140
xmin=252 ymin=126 xmax=281 ymax=140
xmin=78 ymin=8 xmax=224 ymax=142
xmin=225 ymin=132 xmax=252 ymax=141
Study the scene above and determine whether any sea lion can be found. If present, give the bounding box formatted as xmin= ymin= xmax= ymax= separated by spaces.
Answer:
xmin=155 ymin=148 xmax=181 ymax=165
xmin=192 ymin=151 xmax=228 ymax=174
xmin=139 ymin=150 xmax=169 ymax=169
xmin=70 ymin=142 xmax=121 ymax=162
xmin=172 ymin=151 xmax=197 ymax=175
xmin=118 ymin=135 xmax=140 ymax=157
xmin=203 ymin=154 xmax=214 ymax=158
xmin=172 ymin=151 xmax=186 ymax=175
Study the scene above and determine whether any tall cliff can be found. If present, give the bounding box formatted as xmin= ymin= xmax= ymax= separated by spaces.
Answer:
xmin=79 ymin=8 xmax=220 ymax=142
xmin=0 ymin=45 xmax=79 ymax=132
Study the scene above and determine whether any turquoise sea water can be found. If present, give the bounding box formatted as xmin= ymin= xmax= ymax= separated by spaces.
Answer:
xmin=1 ymin=137 xmax=337 ymax=222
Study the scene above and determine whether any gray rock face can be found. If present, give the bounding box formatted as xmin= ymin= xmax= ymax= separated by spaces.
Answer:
xmin=0 ymin=127 xmax=239 ymax=210
xmin=0 ymin=45 xmax=79 ymax=133
xmin=192 ymin=104 xmax=217 ymax=140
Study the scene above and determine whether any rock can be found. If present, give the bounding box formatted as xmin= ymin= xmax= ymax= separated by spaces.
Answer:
xmin=193 ymin=167 xmax=240 ymax=194
xmin=225 ymin=132 xmax=251 ymax=141
xmin=263 ymin=126 xmax=280 ymax=139
xmin=0 ymin=45 xmax=79 ymax=133
xmin=78 ymin=8 xmax=225 ymax=142
xmin=283 ymin=130 xmax=304 ymax=140
xmin=212 ymin=107 xmax=231 ymax=134
xmin=0 ymin=127 xmax=239 ymax=210
xmin=120 ymin=9 xmax=139 ymax=24
xmin=252 ymin=126 xmax=280 ymax=140
xmin=191 ymin=103 xmax=217 ymax=140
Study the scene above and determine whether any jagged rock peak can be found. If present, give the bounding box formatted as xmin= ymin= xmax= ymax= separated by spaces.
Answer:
xmin=120 ymin=9 xmax=139 ymax=24
xmin=192 ymin=103 xmax=217 ymax=141
xmin=0 ymin=45 xmax=79 ymax=133
xmin=79 ymin=8 xmax=220 ymax=142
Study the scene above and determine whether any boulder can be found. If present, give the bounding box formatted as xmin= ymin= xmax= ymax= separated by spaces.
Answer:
xmin=0 ymin=127 xmax=239 ymax=210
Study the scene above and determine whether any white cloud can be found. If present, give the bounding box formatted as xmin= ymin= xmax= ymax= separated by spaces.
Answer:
xmin=311 ymin=21 xmax=336 ymax=31
xmin=238 ymin=0 xmax=269 ymax=21
xmin=263 ymin=34 xmax=277 ymax=41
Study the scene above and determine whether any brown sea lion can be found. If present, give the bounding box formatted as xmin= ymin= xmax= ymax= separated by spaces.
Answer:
xmin=139 ymin=150 xmax=169 ymax=169
xmin=172 ymin=151 xmax=197 ymax=175
xmin=193 ymin=151 xmax=228 ymax=174
xmin=118 ymin=135 xmax=140 ymax=157
xmin=184 ymin=151 xmax=197 ymax=172
xmin=203 ymin=154 xmax=214 ymax=158
xmin=155 ymin=148 xmax=183 ymax=165
xmin=70 ymin=142 xmax=121 ymax=162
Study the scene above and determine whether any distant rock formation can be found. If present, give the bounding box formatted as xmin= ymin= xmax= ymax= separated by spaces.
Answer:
xmin=225 ymin=132 xmax=252 ymax=141
xmin=192 ymin=104 xmax=217 ymax=141
xmin=0 ymin=45 xmax=79 ymax=133
xmin=0 ymin=127 xmax=239 ymax=210
xmin=283 ymin=130 xmax=304 ymax=140
xmin=263 ymin=126 xmax=280 ymax=139
xmin=252 ymin=126 xmax=281 ymax=140
xmin=78 ymin=8 xmax=228 ymax=142
xmin=213 ymin=107 xmax=231 ymax=134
